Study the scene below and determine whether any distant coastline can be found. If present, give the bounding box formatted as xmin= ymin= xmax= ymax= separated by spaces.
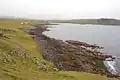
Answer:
xmin=48 ymin=18 xmax=120 ymax=26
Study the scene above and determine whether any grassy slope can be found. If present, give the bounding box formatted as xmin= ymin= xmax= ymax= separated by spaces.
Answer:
xmin=0 ymin=19 xmax=112 ymax=80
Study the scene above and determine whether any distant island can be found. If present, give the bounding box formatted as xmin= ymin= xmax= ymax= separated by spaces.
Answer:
xmin=48 ymin=18 xmax=120 ymax=25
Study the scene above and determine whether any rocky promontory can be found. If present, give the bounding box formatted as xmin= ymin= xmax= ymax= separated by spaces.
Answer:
xmin=23 ymin=24 xmax=119 ymax=78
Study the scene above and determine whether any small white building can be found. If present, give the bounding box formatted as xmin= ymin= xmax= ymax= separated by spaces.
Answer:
xmin=21 ymin=22 xmax=24 ymax=25
xmin=21 ymin=22 xmax=29 ymax=25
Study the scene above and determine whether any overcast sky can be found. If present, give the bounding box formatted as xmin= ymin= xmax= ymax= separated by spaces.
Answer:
xmin=0 ymin=0 xmax=119 ymax=19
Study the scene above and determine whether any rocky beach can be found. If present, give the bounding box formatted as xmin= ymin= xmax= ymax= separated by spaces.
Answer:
xmin=21 ymin=24 xmax=120 ymax=78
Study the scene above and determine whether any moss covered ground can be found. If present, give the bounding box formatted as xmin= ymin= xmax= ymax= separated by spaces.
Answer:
xmin=0 ymin=19 xmax=114 ymax=80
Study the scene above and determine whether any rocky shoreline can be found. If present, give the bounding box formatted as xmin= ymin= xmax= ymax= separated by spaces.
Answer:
xmin=23 ymin=24 xmax=119 ymax=78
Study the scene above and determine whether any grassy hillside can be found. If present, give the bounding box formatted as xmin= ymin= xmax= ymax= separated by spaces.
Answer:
xmin=0 ymin=19 xmax=115 ymax=80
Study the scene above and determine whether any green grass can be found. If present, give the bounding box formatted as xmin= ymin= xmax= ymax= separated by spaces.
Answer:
xmin=0 ymin=19 xmax=115 ymax=80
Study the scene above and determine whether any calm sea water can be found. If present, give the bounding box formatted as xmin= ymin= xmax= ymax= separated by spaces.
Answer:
xmin=44 ymin=23 xmax=120 ymax=74
xmin=44 ymin=23 xmax=120 ymax=56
